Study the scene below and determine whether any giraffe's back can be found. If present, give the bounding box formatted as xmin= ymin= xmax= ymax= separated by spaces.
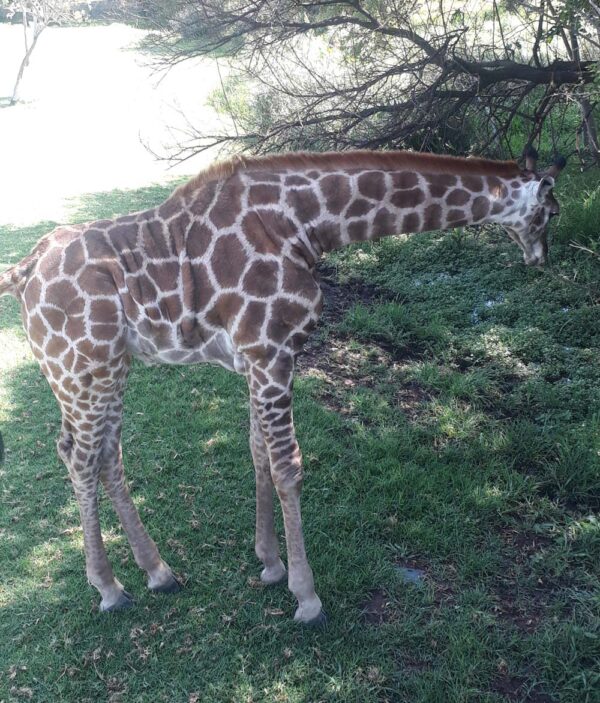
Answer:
xmin=20 ymin=173 xmax=321 ymax=380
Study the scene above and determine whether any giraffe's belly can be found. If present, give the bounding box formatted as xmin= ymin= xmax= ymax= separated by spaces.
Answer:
xmin=126 ymin=325 xmax=246 ymax=374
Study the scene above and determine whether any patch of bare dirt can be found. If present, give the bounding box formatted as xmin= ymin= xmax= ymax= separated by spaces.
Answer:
xmin=297 ymin=267 xmax=432 ymax=418
xmin=359 ymin=588 xmax=392 ymax=625
xmin=490 ymin=529 xmax=555 ymax=633
xmin=395 ymin=380 xmax=433 ymax=421
xmin=297 ymin=268 xmax=383 ymax=374
xmin=491 ymin=666 xmax=555 ymax=703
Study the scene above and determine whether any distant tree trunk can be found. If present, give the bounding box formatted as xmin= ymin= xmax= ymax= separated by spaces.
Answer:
xmin=569 ymin=23 xmax=600 ymax=164
xmin=21 ymin=2 xmax=29 ymax=65
xmin=10 ymin=20 xmax=44 ymax=105
xmin=8 ymin=0 xmax=74 ymax=107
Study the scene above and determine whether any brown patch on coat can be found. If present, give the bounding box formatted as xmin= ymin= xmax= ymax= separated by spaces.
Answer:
xmin=358 ymin=171 xmax=386 ymax=200
xmin=372 ymin=208 xmax=398 ymax=238
xmin=472 ymin=196 xmax=490 ymax=221
xmin=313 ymin=220 xmax=343 ymax=251
xmin=248 ymin=184 xmax=280 ymax=206
xmin=186 ymin=222 xmax=213 ymax=260
xmin=402 ymin=212 xmax=421 ymax=232
xmin=84 ymin=230 xmax=114 ymax=260
xmin=391 ymin=171 xmax=419 ymax=189
xmin=391 ymin=188 xmax=425 ymax=209
xmin=425 ymin=173 xmax=457 ymax=198
xmin=282 ymin=260 xmax=319 ymax=300
xmin=208 ymin=174 xmax=244 ymax=228
xmin=347 ymin=199 xmax=375 ymax=218
xmin=446 ymin=189 xmax=471 ymax=206
xmin=243 ymin=260 xmax=279 ymax=297
xmin=41 ymin=306 xmax=66 ymax=332
xmin=158 ymin=196 xmax=182 ymax=220
xmin=159 ymin=294 xmax=183 ymax=322
xmin=187 ymin=180 xmax=218 ymax=216
xmin=45 ymin=281 xmax=79 ymax=308
xmin=167 ymin=212 xmax=191 ymax=254
xmin=181 ymin=262 xmax=214 ymax=312
xmin=141 ymin=221 xmax=170 ymax=259
xmin=90 ymin=299 xmax=119 ymax=325
xmin=487 ymin=176 xmax=509 ymax=199
xmin=267 ymin=299 xmax=309 ymax=343
xmin=423 ymin=203 xmax=442 ymax=231
xmin=206 ymin=291 xmax=244 ymax=327
xmin=242 ymin=212 xmax=281 ymax=255
xmin=348 ymin=220 xmax=368 ymax=242
xmin=179 ymin=316 xmax=209 ymax=347
xmin=235 ymin=301 xmax=267 ymax=345
xmin=62 ymin=240 xmax=86 ymax=276
xmin=286 ymin=188 xmax=321 ymax=222
xmin=461 ymin=175 xmax=484 ymax=192
xmin=320 ymin=174 xmax=352 ymax=215
xmin=211 ymin=234 xmax=248 ymax=288
xmin=147 ymin=261 xmax=179 ymax=292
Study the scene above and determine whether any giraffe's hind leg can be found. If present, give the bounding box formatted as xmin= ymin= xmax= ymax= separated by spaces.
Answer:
xmin=57 ymin=413 xmax=134 ymax=612
xmin=52 ymin=351 xmax=176 ymax=610
xmin=99 ymin=394 xmax=180 ymax=594
xmin=249 ymin=402 xmax=286 ymax=586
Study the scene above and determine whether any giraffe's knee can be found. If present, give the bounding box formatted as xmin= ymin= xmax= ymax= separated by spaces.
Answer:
xmin=271 ymin=462 xmax=304 ymax=497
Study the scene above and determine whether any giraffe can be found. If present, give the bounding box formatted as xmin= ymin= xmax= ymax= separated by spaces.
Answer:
xmin=0 ymin=148 xmax=564 ymax=623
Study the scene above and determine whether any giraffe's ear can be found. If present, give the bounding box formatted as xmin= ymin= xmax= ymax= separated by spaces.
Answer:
xmin=546 ymin=155 xmax=567 ymax=179
xmin=537 ymin=176 xmax=555 ymax=202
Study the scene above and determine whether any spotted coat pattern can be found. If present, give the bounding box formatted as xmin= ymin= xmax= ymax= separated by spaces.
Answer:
xmin=0 ymin=150 xmax=559 ymax=621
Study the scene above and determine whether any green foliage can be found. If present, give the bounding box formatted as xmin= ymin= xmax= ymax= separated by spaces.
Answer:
xmin=553 ymin=171 xmax=600 ymax=252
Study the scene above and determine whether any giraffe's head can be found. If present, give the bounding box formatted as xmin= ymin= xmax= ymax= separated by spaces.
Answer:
xmin=503 ymin=150 xmax=566 ymax=267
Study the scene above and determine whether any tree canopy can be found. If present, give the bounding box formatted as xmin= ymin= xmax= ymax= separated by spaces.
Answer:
xmin=137 ymin=0 xmax=600 ymax=164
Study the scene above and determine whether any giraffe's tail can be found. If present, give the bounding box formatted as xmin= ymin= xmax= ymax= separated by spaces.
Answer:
xmin=0 ymin=267 xmax=19 ymax=298
xmin=0 ymin=255 xmax=37 ymax=300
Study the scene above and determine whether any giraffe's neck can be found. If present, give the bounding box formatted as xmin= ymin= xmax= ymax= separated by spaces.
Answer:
xmin=284 ymin=167 xmax=528 ymax=258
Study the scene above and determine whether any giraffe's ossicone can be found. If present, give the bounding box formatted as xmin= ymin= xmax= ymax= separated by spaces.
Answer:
xmin=0 ymin=148 xmax=564 ymax=621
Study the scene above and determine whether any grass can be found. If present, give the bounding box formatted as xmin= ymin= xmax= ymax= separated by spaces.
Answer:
xmin=0 ymin=173 xmax=599 ymax=703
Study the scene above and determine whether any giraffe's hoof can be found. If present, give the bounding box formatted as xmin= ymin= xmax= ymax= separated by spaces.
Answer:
xmin=302 ymin=609 xmax=328 ymax=628
xmin=293 ymin=598 xmax=326 ymax=626
xmin=260 ymin=565 xmax=287 ymax=587
xmin=100 ymin=590 xmax=135 ymax=612
xmin=150 ymin=575 xmax=182 ymax=594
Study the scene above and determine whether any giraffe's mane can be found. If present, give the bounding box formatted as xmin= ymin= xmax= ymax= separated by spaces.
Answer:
xmin=177 ymin=150 xmax=521 ymax=196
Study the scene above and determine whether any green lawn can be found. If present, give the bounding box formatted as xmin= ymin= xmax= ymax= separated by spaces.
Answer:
xmin=0 ymin=174 xmax=599 ymax=703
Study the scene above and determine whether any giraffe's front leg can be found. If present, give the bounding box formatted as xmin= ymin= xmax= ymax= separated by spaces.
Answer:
xmin=249 ymin=404 xmax=286 ymax=585
xmin=247 ymin=356 xmax=324 ymax=625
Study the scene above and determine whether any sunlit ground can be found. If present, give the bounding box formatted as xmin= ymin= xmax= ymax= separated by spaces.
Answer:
xmin=0 ymin=23 xmax=225 ymax=225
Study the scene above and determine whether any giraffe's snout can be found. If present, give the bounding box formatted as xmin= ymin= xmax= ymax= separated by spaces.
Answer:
xmin=524 ymin=252 xmax=546 ymax=267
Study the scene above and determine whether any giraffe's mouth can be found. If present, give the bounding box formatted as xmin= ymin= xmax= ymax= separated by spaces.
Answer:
xmin=506 ymin=228 xmax=548 ymax=267
xmin=523 ymin=252 xmax=546 ymax=267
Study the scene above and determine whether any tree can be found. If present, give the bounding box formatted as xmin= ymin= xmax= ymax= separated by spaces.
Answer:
xmin=138 ymin=0 xmax=600 ymax=165
xmin=4 ymin=0 xmax=83 ymax=106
